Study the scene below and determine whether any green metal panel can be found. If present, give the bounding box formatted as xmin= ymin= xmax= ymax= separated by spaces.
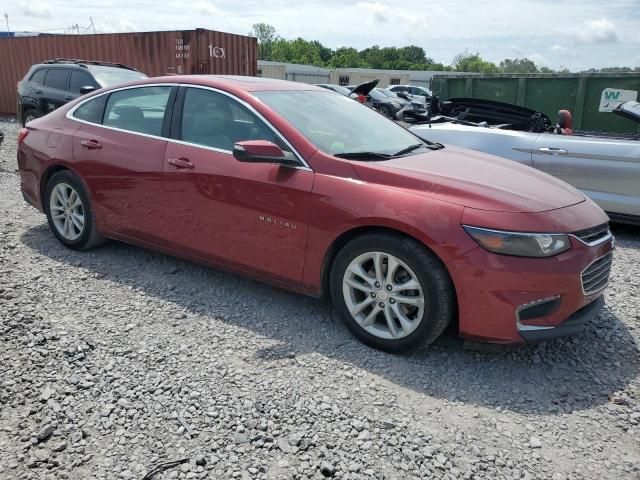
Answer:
xmin=431 ymin=73 xmax=640 ymax=134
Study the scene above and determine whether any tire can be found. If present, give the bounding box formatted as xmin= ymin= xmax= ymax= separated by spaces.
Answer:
xmin=44 ymin=170 xmax=106 ymax=250
xmin=379 ymin=105 xmax=392 ymax=118
xmin=22 ymin=109 xmax=39 ymax=126
xmin=330 ymin=233 xmax=455 ymax=353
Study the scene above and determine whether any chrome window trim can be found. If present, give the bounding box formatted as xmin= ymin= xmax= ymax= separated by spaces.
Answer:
xmin=580 ymin=251 xmax=613 ymax=296
xmin=65 ymin=82 xmax=312 ymax=172
xmin=515 ymin=296 xmax=560 ymax=332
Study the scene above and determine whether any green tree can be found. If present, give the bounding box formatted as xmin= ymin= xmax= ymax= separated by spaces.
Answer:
xmin=249 ymin=23 xmax=277 ymax=60
xmin=453 ymin=51 xmax=499 ymax=73
xmin=499 ymin=58 xmax=539 ymax=73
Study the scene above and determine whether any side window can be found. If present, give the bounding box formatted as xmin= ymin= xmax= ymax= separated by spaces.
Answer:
xmin=43 ymin=69 xmax=69 ymax=90
xmin=30 ymin=69 xmax=47 ymax=85
xmin=73 ymin=96 xmax=107 ymax=124
xmin=69 ymin=71 xmax=97 ymax=94
xmin=103 ymin=86 xmax=172 ymax=136
xmin=180 ymin=88 xmax=288 ymax=152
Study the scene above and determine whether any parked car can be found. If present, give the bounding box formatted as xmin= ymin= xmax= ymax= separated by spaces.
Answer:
xmin=408 ymin=97 xmax=640 ymax=225
xmin=346 ymin=84 xmax=417 ymax=118
xmin=18 ymin=76 xmax=613 ymax=352
xmin=17 ymin=59 xmax=148 ymax=126
xmin=376 ymin=88 xmax=426 ymax=109
xmin=387 ymin=84 xmax=431 ymax=104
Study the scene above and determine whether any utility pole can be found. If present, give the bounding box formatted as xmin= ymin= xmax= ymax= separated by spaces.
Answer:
xmin=89 ymin=17 xmax=96 ymax=34
xmin=4 ymin=13 xmax=9 ymax=37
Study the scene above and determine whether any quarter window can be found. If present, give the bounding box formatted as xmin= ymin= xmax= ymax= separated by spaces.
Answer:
xmin=69 ymin=71 xmax=97 ymax=94
xmin=180 ymin=88 xmax=287 ymax=152
xmin=73 ymin=96 xmax=107 ymax=124
xmin=44 ymin=69 xmax=69 ymax=90
xmin=103 ymin=86 xmax=172 ymax=136
xmin=30 ymin=69 xmax=47 ymax=85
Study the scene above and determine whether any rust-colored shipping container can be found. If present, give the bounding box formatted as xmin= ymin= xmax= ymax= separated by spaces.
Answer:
xmin=0 ymin=28 xmax=257 ymax=115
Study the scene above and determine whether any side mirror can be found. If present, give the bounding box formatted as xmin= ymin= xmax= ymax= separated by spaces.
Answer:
xmin=79 ymin=86 xmax=96 ymax=95
xmin=233 ymin=140 xmax=294 ymax=165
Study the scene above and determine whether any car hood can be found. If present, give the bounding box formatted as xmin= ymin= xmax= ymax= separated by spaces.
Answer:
xmin=351 ymin=144 xmax=585 ymax=213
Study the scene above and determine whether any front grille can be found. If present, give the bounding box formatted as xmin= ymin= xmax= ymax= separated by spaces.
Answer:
xmin=581 ymin=252 xmax=613 ymax=295
xmin=573 ymin=223 xmax=611 ymax=245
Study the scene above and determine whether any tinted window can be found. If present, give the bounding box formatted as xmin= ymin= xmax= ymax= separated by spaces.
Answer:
xmin=69 ymin=71 xmax=97 ymax=94
xmin=44 ymin=69 xmax=69 ymax=90
xmin=30 ymin=69 xmax=47 ymax=85
xmin=103 ymin=86 xmax=172 ymax=136
xmin=73 ymin=96 xmax=107 ymax=124
xmin=181 ymin=88 xmax=286 ymax=152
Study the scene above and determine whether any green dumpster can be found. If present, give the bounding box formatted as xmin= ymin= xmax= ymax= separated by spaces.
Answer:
xmin=431 ymin=73 xmax=640 ymax=134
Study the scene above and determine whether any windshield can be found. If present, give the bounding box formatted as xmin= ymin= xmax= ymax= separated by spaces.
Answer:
xmin=255 ymin=90 xmax=432 ymax=158
xmin=88 ymin=65 xmax=148 ymax=87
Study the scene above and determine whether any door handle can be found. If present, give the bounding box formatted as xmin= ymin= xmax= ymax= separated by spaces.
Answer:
xmin=537 ymin=147 xmax=568 ymax=155
xmin=167 ymin=157 xmax=194 ymax=169
xmin=80 ymin=139 xmax=102 ymax=150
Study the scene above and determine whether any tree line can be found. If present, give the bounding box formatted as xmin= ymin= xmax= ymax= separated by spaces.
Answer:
xmin=250 ymin=23 xmax=638 ymax=74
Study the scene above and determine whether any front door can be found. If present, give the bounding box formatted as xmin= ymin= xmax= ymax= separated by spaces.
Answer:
xmin=161 ymin=86 xmax=314 ymax=283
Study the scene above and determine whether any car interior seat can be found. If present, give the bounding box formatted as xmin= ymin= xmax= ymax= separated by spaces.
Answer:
xmin=557 ymin=110 xmax=573 ymax=135
xmin=111 ymin=105 xmax=145 ymax=132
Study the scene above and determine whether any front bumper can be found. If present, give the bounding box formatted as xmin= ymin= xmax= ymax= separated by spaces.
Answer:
xmin=450 ymin=212 xmax=614 ymax=344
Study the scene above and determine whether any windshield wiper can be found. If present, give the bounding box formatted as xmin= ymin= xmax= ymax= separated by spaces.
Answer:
xmin=391 ymin=143 xmax=425 ymax=156
xmin=334 ymin=151 xmax=393 ymax=160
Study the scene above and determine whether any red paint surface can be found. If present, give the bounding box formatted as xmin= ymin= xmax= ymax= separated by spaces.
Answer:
xmin=18 ymin=76 xmax=613 ymax=344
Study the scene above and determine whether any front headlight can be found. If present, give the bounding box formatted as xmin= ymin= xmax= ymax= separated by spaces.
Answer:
xmin=463 ymin=226 xmax=570 ymax=257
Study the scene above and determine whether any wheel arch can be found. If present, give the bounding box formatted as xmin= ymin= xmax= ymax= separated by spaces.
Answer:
xmin=319 ymin=224 xmax=458 ymax=308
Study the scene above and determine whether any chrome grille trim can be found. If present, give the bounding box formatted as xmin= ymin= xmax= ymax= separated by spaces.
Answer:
xmin=581 ymin=252 xmax=613 ymax=296
xmin=571 ymin=224 xmax=612 ymax=247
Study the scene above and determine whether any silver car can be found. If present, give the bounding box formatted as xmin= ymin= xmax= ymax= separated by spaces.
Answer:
xmin=409 ymin=100 xmax=640 ymax=225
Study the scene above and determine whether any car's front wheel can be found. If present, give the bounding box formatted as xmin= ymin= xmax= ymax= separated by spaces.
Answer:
xmin=45 ymin=171 xmax=105 ymax=250
xmin=330 ymin=233 xmax=455 ymax=353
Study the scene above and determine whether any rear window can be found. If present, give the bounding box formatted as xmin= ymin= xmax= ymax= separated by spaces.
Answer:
xmin=44 ymin=69 xmax=69 ymax=90
xmin=88 ymin=66 xmax=148 ymax=88
xmin=29 ymin=69 xmax=47 ymax=85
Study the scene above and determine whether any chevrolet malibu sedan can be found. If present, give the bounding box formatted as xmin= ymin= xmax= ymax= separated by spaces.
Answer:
xmin=18 ymin=76 xmax=614 ymax=352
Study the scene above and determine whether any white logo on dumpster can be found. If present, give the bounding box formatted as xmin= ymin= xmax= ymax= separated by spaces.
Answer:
xmin=208 ymin=45 xmax=226 ymax=58
xmin=599 ymin=88 xmax=637 ymax=112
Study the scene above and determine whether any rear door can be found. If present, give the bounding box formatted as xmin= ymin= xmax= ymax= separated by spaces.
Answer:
xmin=532 ymin=134 xmax=640 ymax=216
xmin=41 ymin=68 xmax=72 ymax=114
xmin=71 ymin=85 xmax=177 ymax=241
xmin=161 ymin=86 xmax=314 ymax=283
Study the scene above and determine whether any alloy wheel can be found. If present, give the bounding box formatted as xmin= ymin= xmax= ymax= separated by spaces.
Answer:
xmin=49 ymin=183 xmax=85 ymax=241
xmin=342 ymin=251 xmax=425 ymax=340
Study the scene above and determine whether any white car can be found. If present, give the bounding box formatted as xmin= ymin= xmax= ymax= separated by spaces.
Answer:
xmin=408 ymin=98 xmax=640 ymax=225
xmin=387 ymin=85 xmax=432 ymax=106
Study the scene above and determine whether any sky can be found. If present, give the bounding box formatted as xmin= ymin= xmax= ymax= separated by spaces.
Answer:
xmin=5 ymin=0 xmax=640 ymax=70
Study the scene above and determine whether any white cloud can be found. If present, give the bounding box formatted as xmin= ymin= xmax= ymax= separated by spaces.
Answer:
xmin=119 ymin=20 xmax=137 ymax=32
xmin=193 ymin=1 xmax=221 ymax=17
xmin=571 ymin=18 xmax=619 ymax=45
xmin=551 ymin=44 xmax=568 ymax=53
xmin=19 ymin=1 xmax=52 ymax=18
xmin=527 ymin=53 xmax=550 ymax=67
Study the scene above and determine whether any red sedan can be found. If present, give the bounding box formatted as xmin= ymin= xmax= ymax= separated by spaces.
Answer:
xmin=17 ymin=76 xmax=614 ymax=352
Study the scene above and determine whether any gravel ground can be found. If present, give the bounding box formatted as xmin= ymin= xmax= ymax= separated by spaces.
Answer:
xmin=1 ymin=118 xmax=639 ymax=480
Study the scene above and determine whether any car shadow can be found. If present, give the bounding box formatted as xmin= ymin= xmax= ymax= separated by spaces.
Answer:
xmin=21 ymin=224 xmax=640 ymax=415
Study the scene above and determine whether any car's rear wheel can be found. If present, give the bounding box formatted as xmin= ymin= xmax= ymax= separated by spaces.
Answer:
xmin=45 ymin=171 xmax=105 ymax=250
xmin=330 ymin=233 xmax=455 ymax=353
xmin=379 ymin=105 xmax=392 ymax=118
xmin=23 ymin=109 xmax=39 ymax=126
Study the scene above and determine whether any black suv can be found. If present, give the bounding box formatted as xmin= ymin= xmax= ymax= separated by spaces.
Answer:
xmin=17 ymin=59 xmax=147 ymax=126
